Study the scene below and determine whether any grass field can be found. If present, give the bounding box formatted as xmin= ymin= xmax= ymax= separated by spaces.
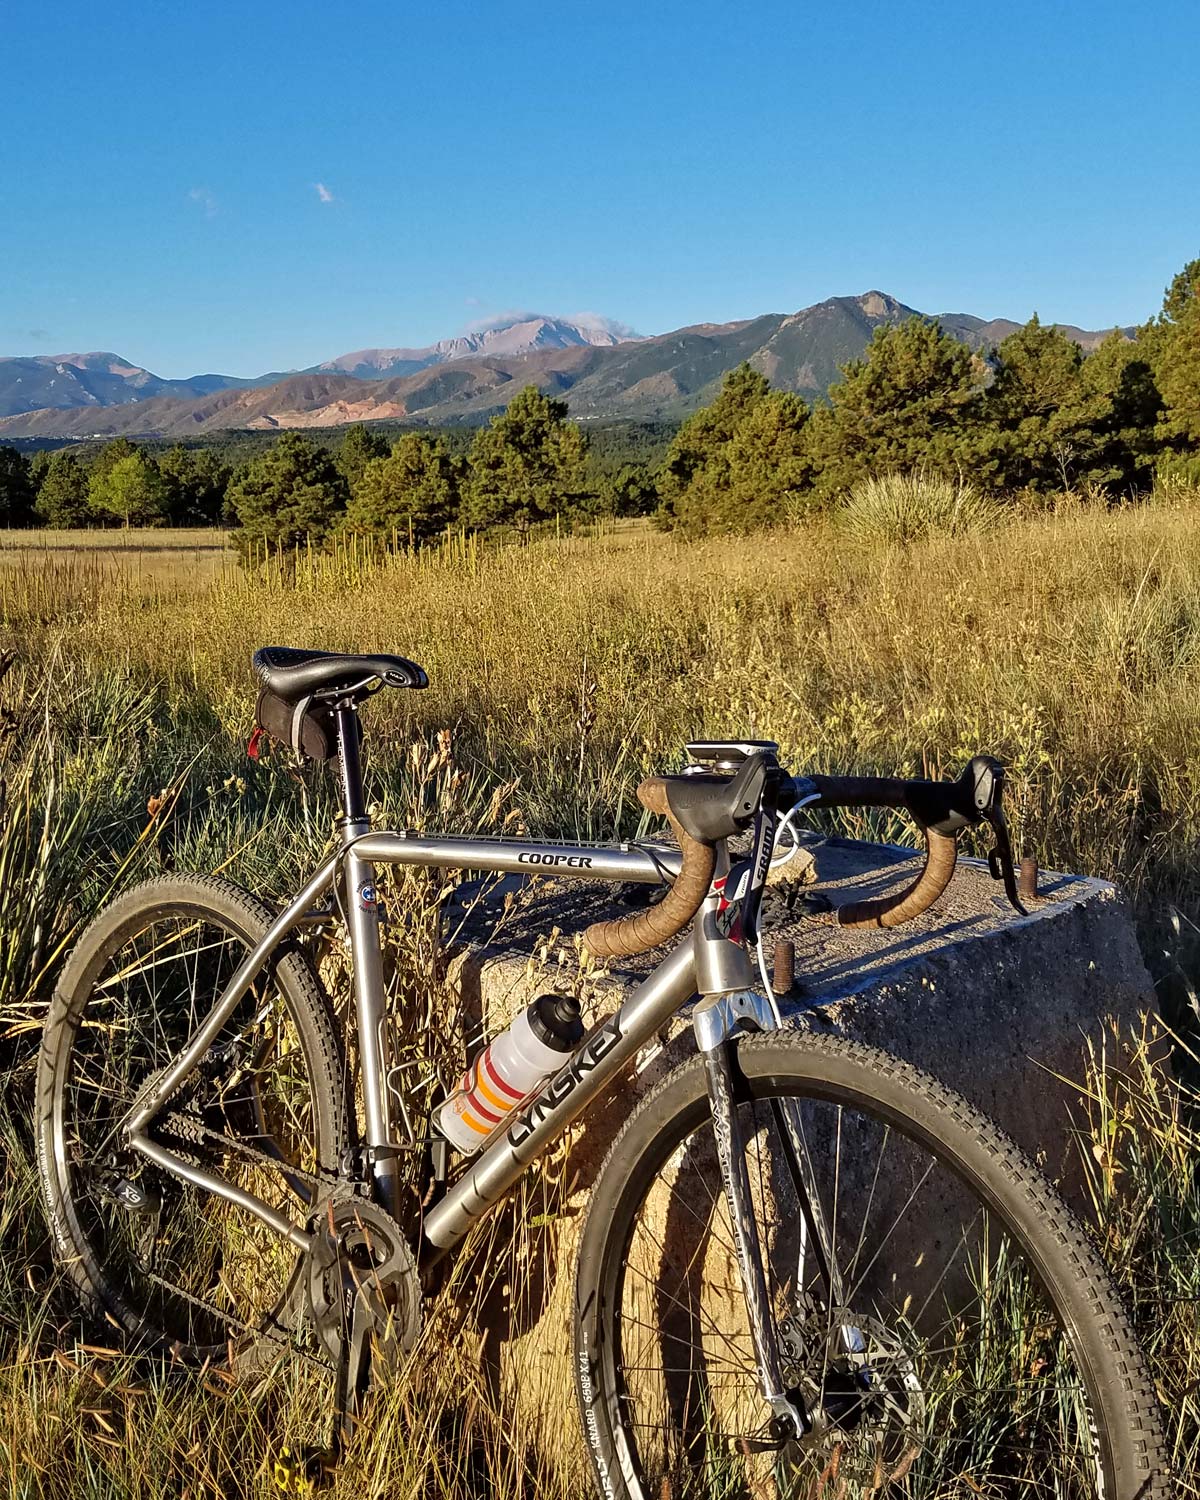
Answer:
xmin=3 ymin=500 xmax=1200 ymax=1494
xmin=0 ymin=526 xmax=233 ymax=618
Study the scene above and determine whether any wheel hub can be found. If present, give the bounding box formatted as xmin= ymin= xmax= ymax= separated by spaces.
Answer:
xmin=780 ymin=1310 xmax=925 ymax=1480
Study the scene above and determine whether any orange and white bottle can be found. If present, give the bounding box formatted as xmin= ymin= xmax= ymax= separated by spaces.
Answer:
xmin=433 ymin=994 xmax=584 ymax=1155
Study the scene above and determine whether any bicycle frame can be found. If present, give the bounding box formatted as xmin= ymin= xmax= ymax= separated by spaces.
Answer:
xmin=92 ymin=700 xmax=1155 ymax=1477
xmin=122 ymin=707 xmax=764 ymax=1264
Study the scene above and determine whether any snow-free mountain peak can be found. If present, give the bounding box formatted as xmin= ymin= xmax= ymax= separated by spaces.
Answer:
xmin=312 ymin=314 xmax=644 ymax=381
xmin=0 ymin=296 xmax=1134 ymax=435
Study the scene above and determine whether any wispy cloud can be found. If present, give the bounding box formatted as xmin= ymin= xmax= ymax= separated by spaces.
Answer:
xmin=314 ymin=182 xmax=335 ymax=204
xmin=462 ymin=308 xmax=539 ymax=335
xmin=568 ymin=311 xmax=642 ymax=339
xmin=188 ymin=186 xmax=219 ymax=219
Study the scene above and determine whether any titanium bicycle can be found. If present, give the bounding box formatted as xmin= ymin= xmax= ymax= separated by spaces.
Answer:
xmin=36 ymin=647 xmax=1169 ymax=1498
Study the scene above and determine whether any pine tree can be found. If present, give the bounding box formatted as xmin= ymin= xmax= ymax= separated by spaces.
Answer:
xmin=658 ymin=368 xmax=812 ymax=534
xmin=1079 ymin=331 xmax=1162 ymax=490
xmin=1157 ymin=305 xmax=1200 ymax=451
xmin=34 ymin=451 xmax=92 ymax=527
xmin=1121 ymin=255 xmax=1200 ymax=470
xmin=1156 ymin=263 xmax=1200 ymax=449
xmin=606 ymin=463 xmax=659 ymax=517
xmin=157 ymin=444 xmax=232 ymax=525
xmin=228 ymin=432 xmax=349 ymax=557
xmin=344 ymin=434 xmax=461 ymax=542
xmin=804 ymin=319 xmax=983 ymax=500
xmin=466 ymin=386 xmax=589 ymax=532
xmin=337 ymin=423 xmax=390 ymax=491
xmin=1162 ymin=258 xmax=1200 ymax=326
xmin=971 ymin=316 xmax=1107 ymax=491
xmin=657 ymin=364 xmax=772 ymax=522
xmin=723 ymin=391 xmax=814 ymax=526
xmin=0 ymin=446 xmax=35 ymax=526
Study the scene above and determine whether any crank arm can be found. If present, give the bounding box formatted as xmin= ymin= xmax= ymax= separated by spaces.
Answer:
xmin=332 ymin=1285 xmax=376 ymax=1448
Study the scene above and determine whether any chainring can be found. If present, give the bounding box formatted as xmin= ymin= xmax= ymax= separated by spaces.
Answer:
xmin=305 ymin=1197 xmax=421 ymax=1371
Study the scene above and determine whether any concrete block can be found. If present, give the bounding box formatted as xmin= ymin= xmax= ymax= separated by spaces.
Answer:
xmin=446 ymin=836 xmax=1151 ymax=1178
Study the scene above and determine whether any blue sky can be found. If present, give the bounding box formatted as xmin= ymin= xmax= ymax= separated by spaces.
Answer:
xmin=5 ymin=0 xmax=1199 ymax=377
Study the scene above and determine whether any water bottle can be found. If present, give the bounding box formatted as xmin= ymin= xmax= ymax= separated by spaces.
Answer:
xmin=433 ymin=993 xmax=585 ymax=1155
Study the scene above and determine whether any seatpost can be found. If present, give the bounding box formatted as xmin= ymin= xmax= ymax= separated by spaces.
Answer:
xmin=334 ymin=704 xmax=367 ymax=824
xmin=334 ymin=703 xmax=402 ymax=1217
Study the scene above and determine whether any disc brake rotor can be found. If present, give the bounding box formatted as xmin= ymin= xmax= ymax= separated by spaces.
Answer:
xmin=306 ymin=1197 xmax=421 ymax=1370
xmin=781 ymin=1310 xmax=925 ymax=1487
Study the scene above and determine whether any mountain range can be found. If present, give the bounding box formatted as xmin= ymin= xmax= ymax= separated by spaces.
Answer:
xmin=0 ymin=299 xmax=1133 ymax=439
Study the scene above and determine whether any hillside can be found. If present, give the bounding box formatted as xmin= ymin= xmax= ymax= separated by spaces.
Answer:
xmin=0 ymin=295 xmax=1133 ymax=438
xmin=938 ymin=313 xmax=1132 ymax=353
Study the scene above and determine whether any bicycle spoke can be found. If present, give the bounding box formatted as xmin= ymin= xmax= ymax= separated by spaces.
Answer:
xmin=52 ymin=904 xmax=327 ymax=1359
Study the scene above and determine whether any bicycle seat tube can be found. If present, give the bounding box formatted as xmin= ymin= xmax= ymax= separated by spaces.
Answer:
xmin=334 ymin=703 xmax=401 ymax=1217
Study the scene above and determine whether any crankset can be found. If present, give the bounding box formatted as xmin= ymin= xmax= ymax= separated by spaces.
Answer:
xmin=305 ymin=1195 xmax=422 ymax=1447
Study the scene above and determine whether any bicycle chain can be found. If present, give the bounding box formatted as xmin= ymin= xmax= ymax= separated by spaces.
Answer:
xmin=137 ymin=1108 xmax=337 ymax=1361
xmin=136 ymin=1100 xmax=422 ymax=1375
xmin=135 ymin=1097 xmax=395 ymax=1379
xmin=156 ymin=1108 xmax=429 ymax=1214
xmin=142 ymin=1269 xmax=331 ymax=1370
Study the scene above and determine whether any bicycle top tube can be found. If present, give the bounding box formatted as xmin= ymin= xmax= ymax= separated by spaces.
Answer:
xmin=350 ymin=829 xmax=683 ymax=885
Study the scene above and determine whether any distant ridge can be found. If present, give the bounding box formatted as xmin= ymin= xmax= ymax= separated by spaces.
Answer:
xmin=0 ymin=352 xmax=260 ymax=419
xmin=310 ymin=314 xmax=642 ymax=380
xmin=0 ymin=314 xmax=641 ymax=422
xmin=0 ymin=297 xmax=1135 ymax=438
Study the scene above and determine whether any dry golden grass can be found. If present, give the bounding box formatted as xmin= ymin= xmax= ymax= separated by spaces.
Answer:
xmin=4 ymin=496 xmax=1200 ymax=1496
xmin=0 ymin=526 xmax=233 ymax=615
xmin=0 ymin=525 xmax=229 ymax=551
xmin=6 ymin=500 xmax=1200 ymax=919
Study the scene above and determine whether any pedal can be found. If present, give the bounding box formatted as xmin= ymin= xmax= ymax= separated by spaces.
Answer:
xmin=271 ymin=1444 xmax=338 ymax=1493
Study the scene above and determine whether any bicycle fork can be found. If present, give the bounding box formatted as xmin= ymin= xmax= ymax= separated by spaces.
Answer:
xmin=693 ymin=990 xmax=859 ymax=1443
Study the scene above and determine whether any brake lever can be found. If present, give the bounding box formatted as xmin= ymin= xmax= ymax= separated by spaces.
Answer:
xmin=961 ymin=755 xmax=1026 ymax=916
xmin=985 ymin=809 xmax=1026 ymax=916
xmin=739 ymin=803 xmax=777 ymax=946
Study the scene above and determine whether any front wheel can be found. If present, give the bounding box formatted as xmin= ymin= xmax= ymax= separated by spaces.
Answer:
xmin=574 ymin=1030 xmax=1168 ymax=1499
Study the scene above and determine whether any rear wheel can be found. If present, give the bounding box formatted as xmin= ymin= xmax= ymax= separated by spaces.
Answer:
xmin=574 ymin=1031 xmax=1168 ymax=1499
xmin=37 ymin=875 xmax=349 ymax=1363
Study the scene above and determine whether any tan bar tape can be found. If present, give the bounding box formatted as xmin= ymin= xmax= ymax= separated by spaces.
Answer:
xmin=584 ymin=778 xmax=716 ymax=959
xmin=823 ymin=827 xmax=958 ymax=929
